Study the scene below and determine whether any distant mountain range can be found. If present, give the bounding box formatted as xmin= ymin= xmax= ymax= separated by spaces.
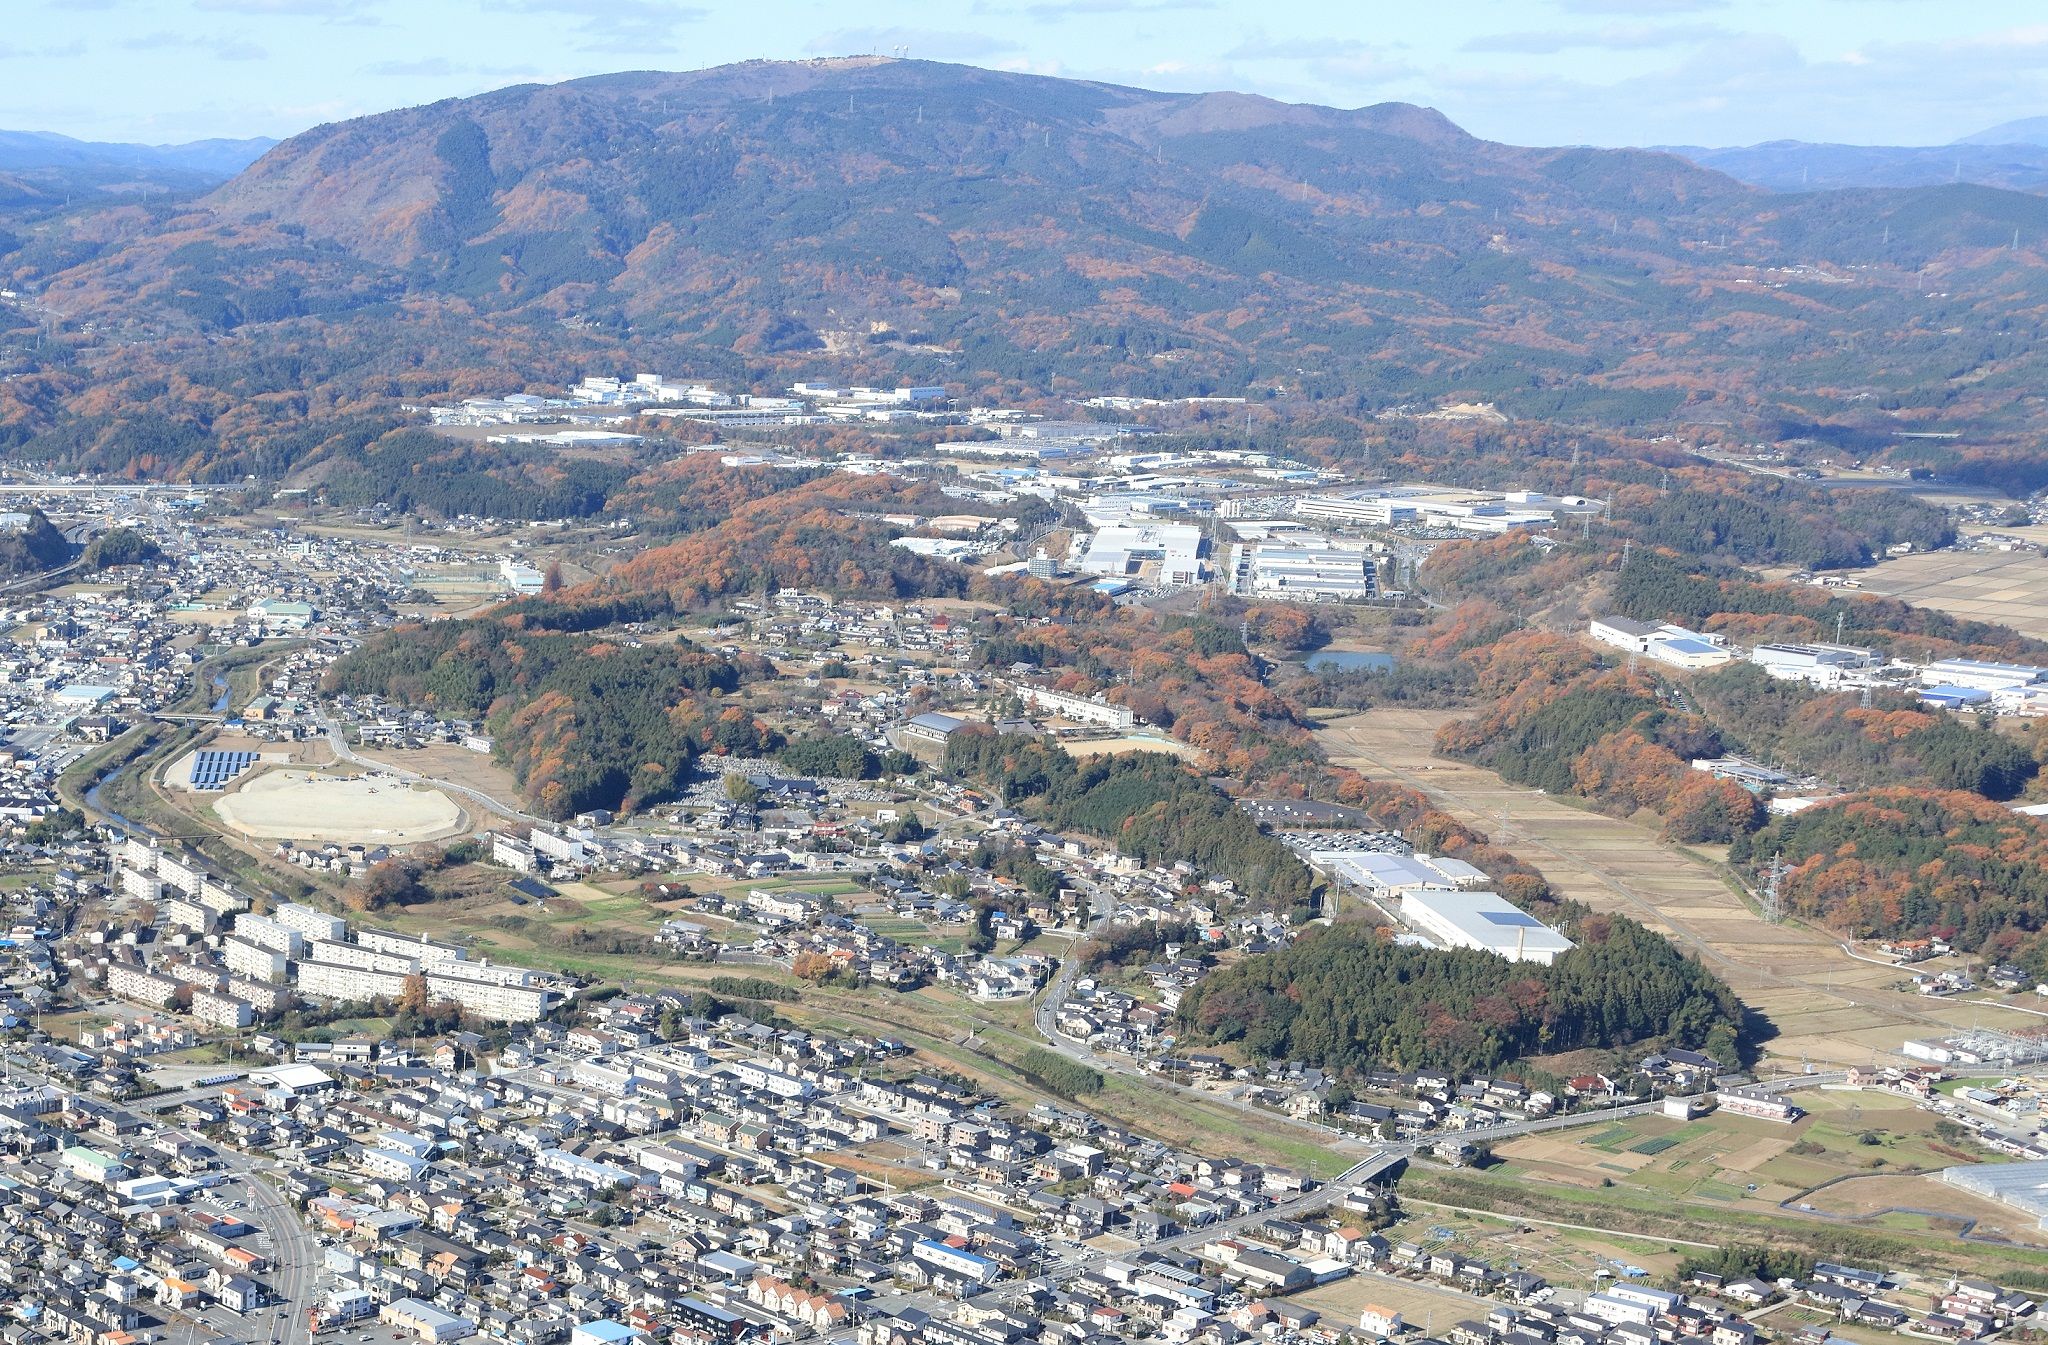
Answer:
xmin=1664 ymin=116 xmax=2048 ymax=194
xmin=6 ymin=59 xmax=2048 ymax=469
xmin=0 ymin=130 xmax=276 ymax=178
xmin=1955 ymin=116 xmax=2048 ymax=147
xmin=0 ymin=128 xmax=277 ymax=216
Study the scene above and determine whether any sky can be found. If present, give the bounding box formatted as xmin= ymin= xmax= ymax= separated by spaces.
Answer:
xmin=9 ymin=0 xmax=2048 ymax=149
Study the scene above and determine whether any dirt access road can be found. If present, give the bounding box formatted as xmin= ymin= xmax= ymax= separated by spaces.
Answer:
xmin=1318 ymin=708 xmax=2045 ymax=1067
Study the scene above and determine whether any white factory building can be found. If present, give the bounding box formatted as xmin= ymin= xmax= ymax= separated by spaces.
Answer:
xmin=1295 ymin=496 xmax=1420 ymax=527
xmin=1399 ymin=889 xmax=1575 ymax=965
xmin=1918 ymin=658 xmax=2048 ymax=693
xmin=1750 ymin=642 xmax=1880 ymax=686
xmin=1313 ymin=851 xmax=1490 ymax=894
xmin=1073 ymin=523 xmax=1205 ymax=587
xmin=1231 ymin=541 xmax=1380 ymax=601
xmin=1588 ymin=617 xmax=1735 ymax=670
xmin=1292 ymin=486 xmax=1585 ymax=534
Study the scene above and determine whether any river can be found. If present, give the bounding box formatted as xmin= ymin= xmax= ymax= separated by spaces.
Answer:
xmin=83 ymin=764 xmax=151 ymax=837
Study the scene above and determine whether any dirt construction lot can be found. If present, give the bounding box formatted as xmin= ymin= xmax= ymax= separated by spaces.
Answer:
xmin=213 ymin=769 xmax=467 ymax=844
xmin=1318 ymin=708 xmax=2048 ymax=1067
xmin=354 ymin=742 xmax=524 ymax=805
xmin=1849 ymin=548 xmax=2048 ymax=640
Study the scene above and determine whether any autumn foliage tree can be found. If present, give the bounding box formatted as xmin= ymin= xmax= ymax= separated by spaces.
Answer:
xmin=1662 ymin=774 xmax=1767 ymax=843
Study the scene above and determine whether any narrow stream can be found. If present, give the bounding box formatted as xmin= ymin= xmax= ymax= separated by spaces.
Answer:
xmin=84 ymin=768 xmax=150 ymax=837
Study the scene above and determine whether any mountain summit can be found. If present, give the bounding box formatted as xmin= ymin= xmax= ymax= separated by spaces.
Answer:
xmin=10 ymin=59 xmax=2048 ymax=422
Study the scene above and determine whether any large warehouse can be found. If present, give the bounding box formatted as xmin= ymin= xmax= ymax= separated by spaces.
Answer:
xmin=1399 ymin=890 xmax=1575 ymax=965
xmin=1232 ymin=542 xmax=1380 ymax=601
xmin=1074 ymin=523 xmax=1205 ymax=587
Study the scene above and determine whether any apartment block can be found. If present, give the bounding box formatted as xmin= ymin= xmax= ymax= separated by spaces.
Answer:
xmin=223 ymin=937 xmax=288 ymax=985
xmin=356 ymin=928 xmax=467 ymax=964
xmin=107 ymin=963 xmax=180 ymax=1010
xmin=294 ymin=959 xmax=411 ymax=1005
xmin=191 ymin=991 xmax=255 ymax=1031
xmin=230 ymin=913 xmax=307 ymax=958
xmin=272 ymin=901 xmax=346 ymax=943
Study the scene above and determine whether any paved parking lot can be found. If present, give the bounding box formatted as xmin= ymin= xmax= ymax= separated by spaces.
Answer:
xmin=317 ymin=1326 xmax=420 ymax=1345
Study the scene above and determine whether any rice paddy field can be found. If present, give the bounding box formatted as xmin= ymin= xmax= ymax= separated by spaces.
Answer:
xmin=1413 ymin=1086 xmax=2048 ymax=1278
xmin=1317 ymin=708 xmax=2048 ymax=1068
xmin=1492 ymin=1091 xmax=1975 ymax=1207
xmin=1849 ymin=547 xmax=2048 ymax=641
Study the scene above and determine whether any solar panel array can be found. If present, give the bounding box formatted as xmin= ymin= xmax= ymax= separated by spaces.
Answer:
xmin=189 ymin=750 xmax=257 ymax=790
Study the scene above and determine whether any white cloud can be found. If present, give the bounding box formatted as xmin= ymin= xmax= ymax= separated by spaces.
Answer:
xmin=359 ymin=57 xmax=542 ymax=80
xmin=0 ymin=38 xmax=87 ymax=59
xmin=479 ymin=0 xmax=706 ymax=52
xmin=1424 ymin=29 xmax=2048 ymax=146
xmin=1553 ymin=0 xmax=1728 ymax=12
xmin=1017 ymin=0 xmax=1213 ymax=15
xmin=194 ymin=0 xmax=383 ymax=18
xmin=118 ymin=31 xmax=269 ymax=60
xmin=1464 ymin=22 xmax=1733 ymax=54
xmin=1228 ymin=35 xmax=1380 ymax=61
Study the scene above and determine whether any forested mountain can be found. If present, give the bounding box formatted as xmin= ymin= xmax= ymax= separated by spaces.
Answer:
xmin=1180 ymin=914 xmax=1744 ymax=1077
xmin=944 ymin=729 xmax=1318 ymax=917
xmin=1738 ymin=790 xmax=2048 ymax=976
xmin=9 ymin=59 xmax=2048 ymax=477
xmin=1956 ymin=117 xmax=2048 ymax=147
xmin=0 ymin=130 xmax=275 ymax=225
xmin=324 ymin=611 xmax=760 ymax=818
xmin=0 ymin=510 xmax=74 ymax=578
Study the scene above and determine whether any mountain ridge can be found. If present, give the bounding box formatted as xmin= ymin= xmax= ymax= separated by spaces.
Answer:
xmin=6 ymin=57 xmax=2048 ymax=473
xmin=1954 ymin=115 xmax=2048 ymax=147
xmin=0 ymin=129 xmax=278 ymax=178
xmin=1662 ymin=138 xmax=2048 ymax=194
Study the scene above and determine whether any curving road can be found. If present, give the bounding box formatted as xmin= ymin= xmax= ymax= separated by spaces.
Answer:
xmin=316 ymin=712 xmax=549 ymax=827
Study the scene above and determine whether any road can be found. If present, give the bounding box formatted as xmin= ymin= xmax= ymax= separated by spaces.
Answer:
xmin=3 ymin=1048 xmax=317 ymax=1340
xmin=1317 ymin=709 xmax=2017 ymax=1056
xmin=209 ymin=1142 xmax=320 ymax=1345
xmin=0 ymin=555 xmax=82 ymax=594
xmin=1027 ymin=882 xmax=1383 ymax=1150
xmin=1452 ymin=1071 xmax=1845 ymax=1145
xmin=315 ymin=712 xmax=548 ymax=826
xmin=976 ymin=1149 xmax=1409 ymax=1304
xmin=54 ymin=704 xmax=325 ymax=1338
xmin=1022 ymin=885 xmax=1851 ymax=1158
xmin=999 ymin=1074 xmax=1847 ymax=1296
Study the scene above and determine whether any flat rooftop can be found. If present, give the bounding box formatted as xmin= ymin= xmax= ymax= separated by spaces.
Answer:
xmin=1404 ymin=889 xmax=1575 ymax=958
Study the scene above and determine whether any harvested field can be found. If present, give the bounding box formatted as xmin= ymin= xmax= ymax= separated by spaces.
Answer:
xmin=1719 ymin=1136 xmax=1794 ymax=1172
xmin=1850 ymin=547 xmax=2048 ymax=640
xmin=1317 ymin=708 xmax=2047 ymax=1066
xmin=1799 ymin=1172 xmax=2044 ymax=1241
xmin=1480 ymin=1088 xmax=2047 ymax=1248
xmin=1296 ymin=1270 xmax=1493 ymax=1333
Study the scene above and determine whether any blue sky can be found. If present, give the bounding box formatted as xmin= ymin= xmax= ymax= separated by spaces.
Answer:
xmin=9 ymin=0 xmax=2048 ymax=148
